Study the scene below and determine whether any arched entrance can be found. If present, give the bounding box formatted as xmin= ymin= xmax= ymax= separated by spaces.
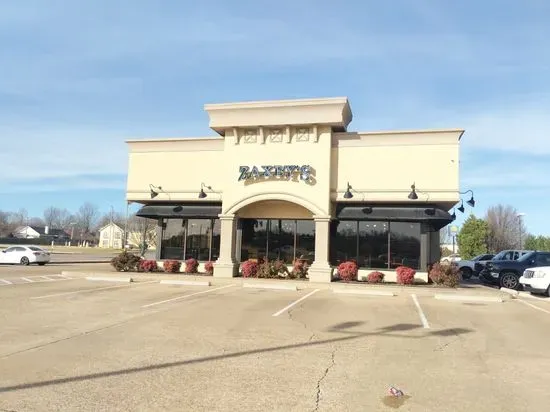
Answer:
xmin=233 ymin=199 xmax=316 ymax=264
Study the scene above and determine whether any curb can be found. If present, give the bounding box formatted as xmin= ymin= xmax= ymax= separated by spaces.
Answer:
xmin=160 ymin=280 xmax=210 ymax=286
xmin=333 ymin=288 xmax=396 ymax=297
xmin=434 ymin=294 xmax=503 ymax=303
xmin=500 ymin=287 xmax=519 ymax=297
xmin=52 ymin=260 xmax=111 ymax=264
xmin=243 ymin=283 xmax=298 ymax=291
xmin=86 ymin=276 xmax=133 ymax=283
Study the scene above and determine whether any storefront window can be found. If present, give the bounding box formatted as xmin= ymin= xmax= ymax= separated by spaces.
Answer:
xmin=358 ymin=221 xmax=388 ymax=269
xmin=186 ymin=219 xmax=211 ymax=261
xmin=210 ymin=219 xmax=221 ymax=261
xmin=296 ymin=220 xmax=315 ymax=263
xmin=389 ymin=222 xmax=421 ymax=269
xmin=161 ymin=218 xmax=220 ymax=261
xmin=240 ymin=219 xmax=267 ymax=261
xmin=240 ymin=219 xmax=314 ymax=263
xmin=330 ymin=221 xmax=421 ymax=270
xmin=161 ymin=219 xmax=186 ymax=260
xmin=268 ymin=220 xmax=295 ymax=263
xmin=330 ymin=221 xmax=358 ymax=265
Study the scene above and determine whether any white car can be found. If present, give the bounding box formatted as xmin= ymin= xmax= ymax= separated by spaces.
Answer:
xmin=441 ymin=254 xmax=461 ymax=263
xmin=519 ymin=266 xmax=550 ymax=297
xmin=0 ymin=245 xmax=51 ymax=266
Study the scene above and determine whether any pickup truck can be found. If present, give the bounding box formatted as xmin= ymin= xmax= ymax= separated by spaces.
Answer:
xmin=479 ymin=251 xmax=550 ymax=290
xmin=519 ymin=266 xmax=550 ymax=297
xmin=456 ymin=253 xmax=494 ymax=279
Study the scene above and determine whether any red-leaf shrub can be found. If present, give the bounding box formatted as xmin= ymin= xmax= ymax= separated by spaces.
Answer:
xmin=290 ymin=258 xmax=309 ymax=279
xmin=204 ymin=261 xmax=214 ymax=275
xmin=337 ymin=261 xmax=358 ymax=282
xmin=366 ymin=271 xmax=385 ymax=283
xmin=396 ymin=266 xmax=416 ymax=285
xmin=429 ymin=262 xmax=460 ymax=287
xmin=241 ymin=260 xmax=258 ymax=278
xmin=184 ymin=258 xmax=199 ymax=274
xmin=163 ymin=260 xmax=181 ymax=273
xmin=139 ymin=259 xmax=158 ymax=272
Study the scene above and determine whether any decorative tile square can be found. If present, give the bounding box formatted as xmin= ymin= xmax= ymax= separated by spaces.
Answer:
xmin=243 ymin=129 xmax=257 ymax=143
xmin=269 ymin=129 xmax=283 ymax=143
xmin=295 ymin=127 xmax=310 ymax=142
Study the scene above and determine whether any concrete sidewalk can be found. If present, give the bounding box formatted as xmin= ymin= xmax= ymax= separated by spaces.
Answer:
xmin=60 ymin=269 xmax=509 ymax=300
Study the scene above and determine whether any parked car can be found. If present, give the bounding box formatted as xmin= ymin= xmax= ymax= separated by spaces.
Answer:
xmin=440 ymin=254 xmax=461 ymax=263
xmin=474 ymin=249 xmax=532 ymax=273
xmin=479 ymin=250 xmax=550 ymax=290
xmin=455 ymin=253 xmax=495 ymax=279
xmin=519 ymin=266 xmax=550 ymax=297
xmin=0 ymin=245 xmax=51 ymax=266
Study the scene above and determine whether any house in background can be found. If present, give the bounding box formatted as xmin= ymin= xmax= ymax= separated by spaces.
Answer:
xmin=98 ymin=223 xmax=124 ymax=249
xmin=12 ymin=225 xmax=70 ymax=241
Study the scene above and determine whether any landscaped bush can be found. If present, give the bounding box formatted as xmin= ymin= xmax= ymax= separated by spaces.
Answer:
xmin=337 ymin=261 xmax=358 ymax=282
xmin=139 ymin=259 xmax=159 ymax=272
xmin=163 ymin=260 xmax=181 ymax=273
xmin=241 ymin=260 xmax=259 ymax=278
xmin=111 ymin=251 xmax=141 ymax=272
xmin=396 ymin=266 xmax=416 ymax=285
xmin=366 ymin=271 xmax=385 ymax=283
xmin=290 ymin=258 xmax=309 ymax=279
xmin=429 ymin=262 xmax=460 ymax=288
xmin=184 ymin=258 xmax=199 ymax=274
xmin=257 ymin=259 xmax=289 ymax=278
xmin=204 ymin=261 xmax=214 ymax=275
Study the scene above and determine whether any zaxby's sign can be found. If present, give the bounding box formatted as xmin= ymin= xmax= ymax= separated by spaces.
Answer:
xmin=238 ymin=165 xmax=311 ymax=182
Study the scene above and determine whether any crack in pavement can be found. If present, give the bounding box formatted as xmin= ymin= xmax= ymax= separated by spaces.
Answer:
xmin=313 ymin=349 xmax=336 ymax=412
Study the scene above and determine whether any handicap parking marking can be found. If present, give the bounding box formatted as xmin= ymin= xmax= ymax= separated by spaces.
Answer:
xmin=0 ymin=274 xmax=77 ymax=287
xmin=30 ymin=280 xmax=158 ymax=300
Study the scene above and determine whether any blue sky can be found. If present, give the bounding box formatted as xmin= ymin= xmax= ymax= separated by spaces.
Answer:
xmin=1 ymin=0 xmax=549 ymax=234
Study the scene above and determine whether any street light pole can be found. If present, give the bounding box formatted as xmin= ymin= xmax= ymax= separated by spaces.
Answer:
xmin=517 ymin=213 xmax=526 ymax=249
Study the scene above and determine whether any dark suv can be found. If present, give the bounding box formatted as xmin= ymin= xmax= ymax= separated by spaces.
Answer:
xmin=479 ymin=251 xmax=550 ymax=290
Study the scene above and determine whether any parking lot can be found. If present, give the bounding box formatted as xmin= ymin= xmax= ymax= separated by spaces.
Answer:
xmin=1 ymin=265 xmax=550 ymax=411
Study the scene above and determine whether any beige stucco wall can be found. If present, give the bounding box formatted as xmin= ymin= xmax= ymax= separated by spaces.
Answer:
xmin=126 ymin=98 xmax=462 ymax=218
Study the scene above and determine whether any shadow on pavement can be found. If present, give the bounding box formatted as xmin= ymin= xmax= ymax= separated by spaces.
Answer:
xmin=0 ymin=322 xmax=473 ymax=394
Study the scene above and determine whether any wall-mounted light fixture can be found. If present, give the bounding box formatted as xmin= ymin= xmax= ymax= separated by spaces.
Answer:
xmin=149 ymin=184 xmax=163 ymax=199
xmin=460 ymin=190 xmax=475 ymax=207
xmin=198 ymin=182 xmax=213 ymax=199
xmin=408 ymin=183 xmax=418 ymax=200
xmin=343 ymin=182 xmax=353 ymax=199
xmin=450 ymin=209 xmax=456 ymax=220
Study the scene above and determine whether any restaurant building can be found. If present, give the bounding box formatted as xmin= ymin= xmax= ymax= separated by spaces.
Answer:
xmin=126 ymin=97 xmax=465 ymax=282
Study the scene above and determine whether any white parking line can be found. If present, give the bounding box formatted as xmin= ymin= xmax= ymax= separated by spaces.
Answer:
xmin=411 ymin=294 xmax=430 ymax=329
xmin=31 ymin=280 xmax=158 ymax=300
xmin=517 ymin=298 xmax=550 ymax=315
xmin=39 ymin=276 xmax=55 ymax=281
xmin=142 ymin=284 xmax=235 ymax=308
xmin=272 ymin=289 xmax=320 ymax=317
xmin=21 ymin=277 xmax=34 ymax=283
xmin=0 ymin=279 xmax=13 ymax=285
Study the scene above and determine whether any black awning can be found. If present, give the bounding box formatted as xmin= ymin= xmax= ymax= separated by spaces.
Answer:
xmin=136 ymin=204 xmax=222 ymax=219
xmin=335 ymin=205 xmax=453 ymax=230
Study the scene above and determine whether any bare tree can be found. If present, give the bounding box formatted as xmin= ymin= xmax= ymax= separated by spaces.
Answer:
xmin=485 ymin=204 xmax=527 ymax=252
xmin=0 ymin=210 xmax=15 ymax=236
xmin=76 ymin=202 xmax=99 ymax=234
xmin=9 ymin=208 xmax=28 ymax=226
xmin=43 ymin=206 xmax=61 ymax=228
xmin=29 ymin=217 xmax=45 ymax=226
xmin=96 ymin=212 xmax=126 ymax=230
xmin=127 ymin=215 xmax=157 ymax=250
xmin=57 ymin=209 xmax=75 ymax=229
